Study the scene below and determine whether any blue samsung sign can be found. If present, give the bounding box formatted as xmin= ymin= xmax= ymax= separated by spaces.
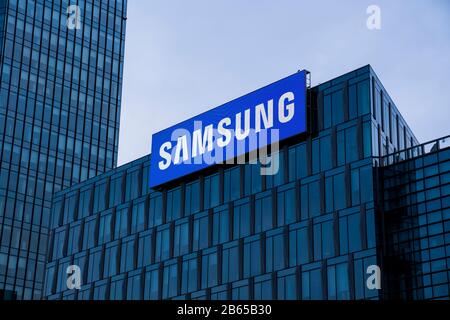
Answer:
xmin=149 ymin=71 xmax=308 ymax=188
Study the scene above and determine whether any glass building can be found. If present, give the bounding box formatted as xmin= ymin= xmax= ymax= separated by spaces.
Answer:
xmin=0 ymin=0 xmax=127 ymax=299
xmin=42 ymin=65 xmax=449 ymax=300
xmin=380 ymin=140 xmax=450 ymax=299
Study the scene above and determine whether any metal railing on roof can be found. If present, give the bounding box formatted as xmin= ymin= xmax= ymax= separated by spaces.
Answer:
xmin=377 ymin=135 xmax=450 ymax=167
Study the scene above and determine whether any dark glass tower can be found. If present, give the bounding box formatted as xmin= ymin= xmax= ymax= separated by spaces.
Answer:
xmin=0 ymin=0 xmax=127 ymax=299
xmin=43 ymin=66 xmax=450 ymax=301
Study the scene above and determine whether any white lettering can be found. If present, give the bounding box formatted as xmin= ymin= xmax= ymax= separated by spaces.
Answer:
xmin=217 ymin=117 xmax=232 ymax=148
xmin=255 ymin=100 xmax=274 ymax=133
xmin=173 ymin=135 xmax=189 ymax=164
xmin=235 ymin=109 xmax=251 ymax=140
xmin=157 ymin=90 xmax=300 ymax=171
xmin=192 ymin=124 xmax=214 ymax=157
xmin=278 ymin=92 xmax=295 ymax=123
xmin=158 ymin=142 xmax=172 ymax=170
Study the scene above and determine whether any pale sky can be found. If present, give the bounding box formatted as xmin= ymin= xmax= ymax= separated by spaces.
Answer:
xmin=118 ymin=0 xmax=450 ymax=165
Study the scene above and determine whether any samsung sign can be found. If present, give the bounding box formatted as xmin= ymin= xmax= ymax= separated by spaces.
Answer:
xmin=149 ymin=71 xmax=307 ymax=188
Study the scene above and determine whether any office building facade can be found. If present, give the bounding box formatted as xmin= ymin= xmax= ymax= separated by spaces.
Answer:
xmin=0 ymin=0 xmax=127 ymax=299
xmin=43 ymin=65 xmax=449 ymax=300
xmin=380 ymin=141 xmax=450 ymax=299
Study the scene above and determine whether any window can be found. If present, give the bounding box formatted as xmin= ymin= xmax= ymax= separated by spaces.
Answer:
xmin=78 ymin=285 xmax=92 ymax=300
xmin=201 ymin=248 xmax=218 ymax=289
xmin=127 ymin=271 xmax=142 ymax=300
xmin=301 ymin=265 xmax=323 ymax=300
xmin=82 ymin=216 xmax=97 ymax=249
xmin=162 ymin=260 xmax=178 ymax=299
xmin=67 ymin=223 xmax=81 ymax=254
xmin=289 ymin=222 xmax=311 ymax=266
xmin=98 ymin=211 xmax=113 ymax=244
xmin=185 ymin=181 xmax=200 ymax=215
xmin=114 ymin=206 xmax=129 ymax=239
xmin=254 ymin=274 xmax=273 ymax=300
xmin=266 ymin=228 xmax=286 ymax=272
xmin=353 ymin=255 xmax=378 ymax=299
xmin=325 ymin=171 xmax=346 ymax=213
xmin=243 ymin=235 xmax=262 ymax=278
xmin=312 ymin=135 xmax=332 ymax=173
xmin=222 ymin=240 xmax=240 ymax=283
xmin=63 ymin=193 xmax=78 ymax=224
xmin=155 ymin=224 xmax=171 ymax=262
xmin=390 ymin=109 xmax=398 ymax=147
xmin=56 ymin=259 xmax=72 ymax=293
xmin=52 ymin=227 xmax=66 ymax=260
xmin=93 ymin=280 xmax=108 ymax=300
xmin=211 ymin=285 xmax=229 ymax=300
xmin=328 ymin=262 xmax=350 ymax=300
xmin=373 ymin=85 xmax=382 ymax=121
xmin=277 ymin=184 xmax=296 ymax=226
xmin=348 ymin=84 xmax=358 ymax=119
xmin=149 ymin=192 xmax=163 ymax=227
xmin=142 ymin=165 xmax=150 ymax=195
xmin=138 ymin=230 xmax=153 ymax=268
xmin=93 ymin=181 xmax=107 ymax=213
xmin=265 ymin=150 xmax=285 ymax=188
xmin=244 ymin=162 xmax=262 ymax=196
xmin=109 ymin=175 xmax=123 ymax=207
xmin=181 ymin=254 xmax=198 ymax=294
xmin=301 ymin=179 xmax=321 ymax=220
xmin=337 ymin=125 xmax=359 ymax=165
xmin=233 ymin=198 xmax=251 ymax=239
xmin=166 ymin=186 xmax=182 ymax=222
xmin=73 ymin=252 xmax=87 ymax=286
xmin=366 ymin=209 xmax=376 ymax=249
xmin=288 ymin=142 xmax=308 ymax=182
xmin=277 ymin=268 xmax=297 ymax=299
xmin=372 ymin=124 xmax=380 ymax=157
xmin=131 ymin=200 xmax=146 ymax=233
xmin=125 ymin=169 xmax=140 ymax=201
xmin=174 ymin=217 xmax=190 ymax=257
xmin=351 ymin=165 xmax=373 ymax=205
xmin=192 ymin=211 xmax=209 ymax=251
xmin=385 ymin=101 xmax=391 ymax=138
xmin=255 ymin=191 xmax=273 ymax=233
xmin=331 ymin=90 xmax=344 ymax=126
xmin=323 ymin=93 xmax=332 ymax=129
xmin=104 ymin=243 xmax=119 ymax=278
xmin=232 ymin=280 xmax=250 ymax=300
xmin=120 ymin=236 xmax=136 ymax=273
xmin=144 ymin=265 xmax=160 ymax=299
xmin=339 ymin=211 xmax=362 ymax=254
xmin=313 ymin=219 xmax=335 ymax=260
xmin=224 ymin=167 xmax=241 ymax=202
xmin=212 ymin=205 xmax=230 ymax=245
xmin=357 ymin=80 xmax=370 ymax=116
xmin=87 ymin=247 xmax=103 ymax=283
xmin=44 ymin=264 xmax=56 ymax=296
xmin=204 ymin=173 xmax=220 ymax=209
xmin=110 ymin=276 xmax=125 ymax=300
xmin=51 ymin=199 xmax=63 ymax=228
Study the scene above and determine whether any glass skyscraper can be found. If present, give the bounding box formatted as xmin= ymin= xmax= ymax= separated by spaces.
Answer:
xmin=380 ymin=140 xmax=450 ymax=299
xmin=42 ymin=65 xmax=449 ymax=300
xmin=0 ymin=0 xmax=127 ymax=299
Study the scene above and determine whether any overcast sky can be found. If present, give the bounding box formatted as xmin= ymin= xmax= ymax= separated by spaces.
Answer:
xmin=118 ymin=0 xmax=450 ymax=165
